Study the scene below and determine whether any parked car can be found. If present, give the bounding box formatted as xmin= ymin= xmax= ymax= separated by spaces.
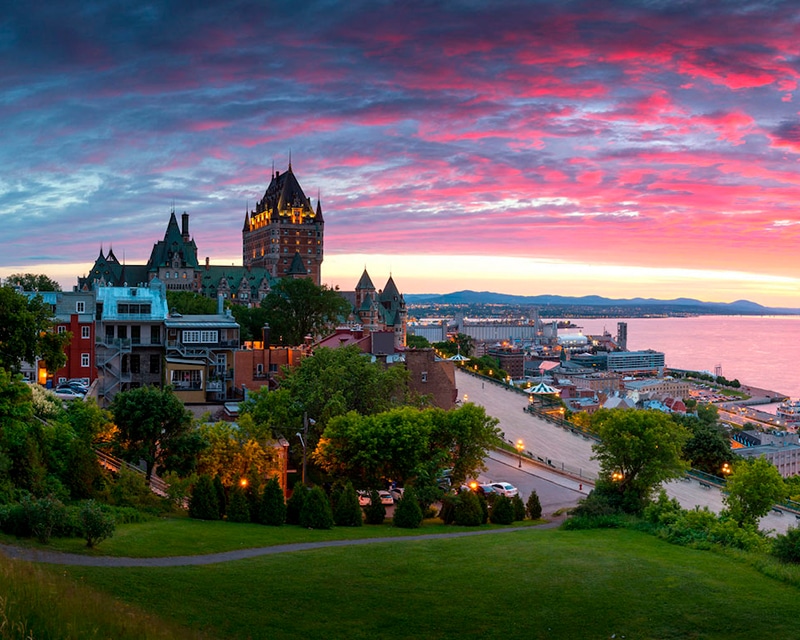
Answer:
xmin=357 ymin=491 xmax=371 ymax=507
xmin=58 ymin=381 xmax=89 ymax=394
xmin=490 ymin=482 xmax=519 ymax=498
xmin=53 ymin=387 xmax=85 ymax=400
xmin=389 ymin=487 xmax=404 ymax=503
xmin=478 ymin=484 xmax=498 ymax=497
xmin=377 ymin=491 xmax=394 ymax=506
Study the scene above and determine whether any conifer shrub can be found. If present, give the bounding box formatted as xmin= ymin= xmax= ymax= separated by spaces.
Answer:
xmin=393 ymin=487 xmax=423 ymax=529
xmin=244 ymin=474 xmax=262 ymax=523
xmin=512 ymin=494 xmax=526 ymax=522
xmin=363 ymin=489 xmax=386 ymax=525
xmin=188 ymin=475 xmax=220 ymax=520
xmin=286 ymin=485 xmax=308 ymax=525
xmin=453 ymin=489 xmax=482 ymax=526
xmin=526 ymin=490 xmax=543 ymax=520
xmin=478 ymin=493 xmax=489 ymax=524
xmin=333 ymin=481 xmax=362 ymax=527
xmin=213 ymin=475 xmax=227 ymax=519
xmin=78 ymin=500 xmax=115 ymax=547
xmin=226 ymin=485 xmax=251 ymax=523
xmin=260 ymin=477 xmax=287 ymax=526
xmin=299 ymin=486 xmax=334 ymax=529
xmin=490 ymin=495 xmax=515 ymax=525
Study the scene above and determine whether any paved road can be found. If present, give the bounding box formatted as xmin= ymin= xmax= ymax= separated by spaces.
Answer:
xmin=456 ymin=369 xmax=796 ymax=535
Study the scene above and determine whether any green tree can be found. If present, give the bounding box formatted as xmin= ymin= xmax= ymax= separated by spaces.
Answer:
xmin=4 ymin=273 xmax=61 ymax=291
xmin=110 ymin=385 xmax=203 ymax=485
xmin=0 ymin=287 xmax=69 ymax=373
xmin=226 ymin=485 xmax=251 ymax=523
xmin=677 ymin=415 xmax=732 ymax=476
xmin=590 ymin=409 xmax=691 ymax=513
xmin=333 ymin=481 xmax=362 ymax=527
xmin=490 ymin=495 xmax=515 ymax=524
xmin=299 ymin=486 xmax=334 ymax=529
xmin=453 ymin=490 xmax=483 ymax=526
xmin=512 ymin=494 xmax=526 ymax=522
xmin=363 ymin=489 xmax=386 ymax=525
xmin=724 ymin=457 xmax=786 ymax=527
xmin=286 ymin=485 xmax=307 ymax=525
xmin=166 ymin=290 xmax=218 ymax=315
xmin=526 ymin=491 xmax=542 ymax=520
xmin=188 ymin=475 xmax=220 ymax=520
xmin=261 ymin=278 xmax=351 ymax=347
xmin=406 ymin=335 xmax=430 ymax=349
xmin=259 ymin=476 xmax=287 ymax=526
xmin=196 ymin=419 xmax=281 ymax=486
xmin=228 ymin=304 xmax=270 ymax=343
xmin=393 ymin=486 xmax=423 ymax=529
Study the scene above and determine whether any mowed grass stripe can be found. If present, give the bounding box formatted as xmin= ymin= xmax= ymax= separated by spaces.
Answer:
xmin=59 ymin=528 xmax=799 ymax=640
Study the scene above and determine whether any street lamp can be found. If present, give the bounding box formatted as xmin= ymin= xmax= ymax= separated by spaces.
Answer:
xmin=296 ymin=412 xmax=316 ymax=486
xmin=516 ymin=439 xmax=524 ymax=468
xmin=721 ymin=462 xmax=732 ymax=477
xmin=463 ymin=394 xmax=469 ymax=404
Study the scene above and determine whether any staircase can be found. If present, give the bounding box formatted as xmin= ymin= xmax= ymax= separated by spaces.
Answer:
xmin=94 ymin=448 xmax=170 ymax=498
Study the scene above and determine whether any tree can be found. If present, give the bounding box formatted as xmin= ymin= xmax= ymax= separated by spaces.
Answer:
xmin=4 ymin=273 xmax=61 ymax=291
xmin=490 ymin=495 xmax=515 ymax=524
xmin=228 ymin=304 xmax=270 ymax=343
xmin=406 ymin=335 xmax=430 ymax=349
xmin=333 ymin=481 xmax=362 ymax=527
xmin=110 ymin=385 xmax=201 ymax=485
xmin=590 ymin=409 xmax=691 ymax=513
xmin=196 ymin=420 xmax=281 ymax=487
xmin=677 ymin=415 xmax=732 ymax=476
xmin=526 ymin=491 xmax=542 ymax=520
xmin=261 ymin=278 xmax=351 ymax=347
xmin=166 ymin=290 xmax=218 ymax=315
xmin=393 ymin=487 xmax=423 ymax=529
xmin=260 ymin=476 xmax=287 ymax=526
xmin=512 ymin=494 xmax=526 ymax=522
xmin=299 ymin=486 xmax=334 ymax=529
xmin=363 ymin=489 xmax=386 ymax=525
xmin=724 ymin=457 xmax=786 ymax=527
xmin=226 ymin=485 xmax=251 ymax=523
xmin=188 ymin=475 xmax=220 ymax=520
xmin=0 ymin=287 xmax=69 ymax=373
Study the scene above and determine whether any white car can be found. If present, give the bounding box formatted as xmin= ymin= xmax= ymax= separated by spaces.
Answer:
xmin=377 ymin=491 xmax=394 ymax=506
xmin=490 ymin=482 xmax=519 ymax=498
xmin=53 ymin=387 xmax=85 ymax=400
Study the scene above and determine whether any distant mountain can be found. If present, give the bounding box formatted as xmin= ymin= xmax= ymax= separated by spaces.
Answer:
xmin=404 ymin=290 xmax=800 ymax=315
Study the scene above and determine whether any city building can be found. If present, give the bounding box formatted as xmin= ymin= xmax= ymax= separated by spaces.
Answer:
xmin=733 ymin=431 xmax=800 ymax=478
xmin=606 ymin=349 xmax=665 ymax=375
xmin=338 ymin=269 xmax=407 ymax=351
xmin=242 ymin=164 xmax=324 ymax=285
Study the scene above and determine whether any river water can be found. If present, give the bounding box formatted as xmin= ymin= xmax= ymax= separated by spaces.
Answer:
xmin=564 ymin=316 xmax=800 ymax=400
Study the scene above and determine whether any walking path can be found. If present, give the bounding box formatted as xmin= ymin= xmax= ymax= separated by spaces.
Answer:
xmin=0 ymin=518 xmax=566 ymax=567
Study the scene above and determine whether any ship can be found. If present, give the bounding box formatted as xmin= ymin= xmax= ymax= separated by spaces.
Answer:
xmin=775 ymin=399 xmax=800 ymax=429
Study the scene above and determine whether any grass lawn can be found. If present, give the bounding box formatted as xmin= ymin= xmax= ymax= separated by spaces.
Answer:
xmin=59 ymin=527 xmax=800 ymax=640
xmin=0 ymin=515 xmax=542 ymax=558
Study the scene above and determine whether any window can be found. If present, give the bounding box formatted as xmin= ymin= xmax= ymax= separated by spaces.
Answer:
xmin=58 ymin=377 xmax=67 ymax=385
xmin=131 ymin=326 xmax=141 ymax=345
xmin=150 ymin=354 xmax=161 ymax=374
xmin=81 ymin=326 xmax=91 ymax=339
xmin=165 ymin=272 xmax=170 ymax=279
xmin=171 ymin=369 xmax=202 ymax=390
xmin=57 ymin=326 xmax=66 ymax=334
xmin=81 ymin=353 xmax=90 ymax=368
xmin=256 ymin=363 xmax=264 ymax=376
xmin=421 ymin=372 xmax=428 ymax=383
xmin=76 ymin=301 xmax=85 ymax=313
xmin=130 ymin=354 xmax=140 ymax=374
xmin=182 ymin=330 xmax=219 ymax=344
xmin=150 ymin=326 xmax=161 ymax=345
xmin=117 ymin=303 xmax=152 ymax=315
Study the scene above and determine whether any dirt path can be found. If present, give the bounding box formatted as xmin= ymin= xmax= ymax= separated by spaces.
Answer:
xmin=0 ymin=517 xmax=567 ymax=568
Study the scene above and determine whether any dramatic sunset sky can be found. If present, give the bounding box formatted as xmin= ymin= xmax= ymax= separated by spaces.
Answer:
xmin=3 ymin=1 xmax=800 ymax=306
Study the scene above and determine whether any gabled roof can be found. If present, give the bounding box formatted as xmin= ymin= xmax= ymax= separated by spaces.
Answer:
xmin=356 ymin=269 xmax=375 ymax=291
xmin=256 ymin=164 xmax=314 ymax=217
xmin=286 ymin=252 xmax=308 ymax=276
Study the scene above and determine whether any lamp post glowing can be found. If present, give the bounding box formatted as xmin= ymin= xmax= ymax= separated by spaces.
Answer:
xmin=463 ymin=394 xmax=468 ymax=404
xmin=516 ymin=439 xmax=524 ymax=468
xmin=240 ymin=477 xmax=248 ymax=488
xmin=721 ymin=462 xmax=732 ymax=477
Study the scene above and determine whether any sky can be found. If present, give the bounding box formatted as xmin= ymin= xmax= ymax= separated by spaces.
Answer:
xmin=3 ymin=0 xmax=800 ymax=307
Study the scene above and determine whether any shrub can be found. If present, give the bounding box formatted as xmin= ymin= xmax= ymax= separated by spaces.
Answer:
xmin=393 ymin=487 xmax=423 ymax=529
xmin=490 ymin=495 xmax=515 ymax=525
xmin=363 ymin=490 xmax=386 ymax=525
xmin=226 ymin=485 xmax=251 ymax=523
xmin=561 ymin=514 xmax=627 ymax=530
xmin=286 ymin=485 xmax=308 ymax=525
xmin=512 ymin=494 xmax=526 ymax=522
xmin=244 ymin=475 xmax=262 ymax=523
xmin=453 ymin=490 xmax=483 ymax=526
xmin=188 ymin=475 xmax=220 ymax=520
xmin=22 ymin=494 xmax=65 ymax=543
xmin=79 ymin=500 xmax=115 ymax=547
xmin=333 ymin=482 xmax=362 ymax=527
xmin=773 ymin=527 xmax=800 ymax=564
xmin=526 ymin=490 xmax=542 ymax=520
xmin=260 ymin=477 xmax=287 ymax=526
xmin=438 ymin=494 xmax=456 ymax=525
xmin=299 ymin=486 xmax=334 ymax=530
xmin=643 ymin=490 xmax=684 ymax=526
xmin=0 ymin=501 xmax=29 ymax=537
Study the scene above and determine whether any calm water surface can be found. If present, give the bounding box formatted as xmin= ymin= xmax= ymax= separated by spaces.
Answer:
xmin=566 ymin=316 xmax=800 ymax=399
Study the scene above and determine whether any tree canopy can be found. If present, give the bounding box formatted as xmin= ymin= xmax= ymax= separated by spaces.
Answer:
xmin=165 ymin=290 xmax=218 ymax=315
xmin=724 ymin=457 xmax=786 ymax=526
xmin=0 ymin=286 xmax=70 ymax=373
xmin=4 ymin=273 xmax=61 ymax=291
xmin=110 ymin=386 xmax=204 ymax=484
xmin=313 ymin=404 xmax=500 ymax=490
xmin=590 ymin=409 xmax=690 ymax=508
xmin=260 ymin=278 xmax=351 ymax=346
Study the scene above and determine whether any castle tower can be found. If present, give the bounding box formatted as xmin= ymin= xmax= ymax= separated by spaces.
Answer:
xmin=242 ymin=164 xmax=324 ymax=285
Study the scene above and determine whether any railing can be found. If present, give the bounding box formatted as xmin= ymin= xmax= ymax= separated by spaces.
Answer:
xmin=94 ymin=448 xmax=169 ymax=498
